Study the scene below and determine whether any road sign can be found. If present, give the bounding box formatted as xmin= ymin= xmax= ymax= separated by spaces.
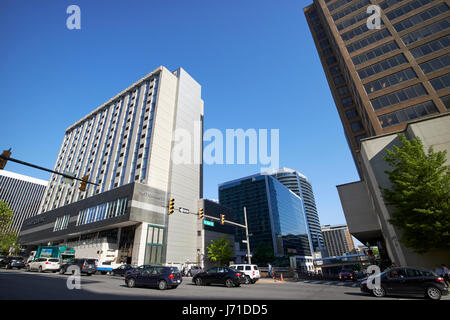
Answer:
xmin=179 ymin=207 xmax=190 ymax=214
xmin=203 ymin=220 xmax=214 ymax=227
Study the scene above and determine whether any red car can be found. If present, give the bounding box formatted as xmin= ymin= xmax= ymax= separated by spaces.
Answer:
xmin=339 ymin=269 xmax=357 ymax=281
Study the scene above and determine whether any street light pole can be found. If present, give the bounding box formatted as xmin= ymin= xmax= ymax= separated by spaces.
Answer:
xmin=243 ymin=206 xmax=251 ymax=264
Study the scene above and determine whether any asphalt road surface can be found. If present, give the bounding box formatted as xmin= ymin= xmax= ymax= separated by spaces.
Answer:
xmin=0 ymin=269 xmax=443 ymax=300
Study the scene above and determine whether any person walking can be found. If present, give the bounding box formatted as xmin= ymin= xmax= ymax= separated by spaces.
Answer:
xmin=442 ymin=264 xmax=449 ymax=285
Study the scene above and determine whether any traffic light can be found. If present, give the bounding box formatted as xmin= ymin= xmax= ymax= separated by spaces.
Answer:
xmin=79 ymin=175 xmax=89 ymax=192
xmin=168 ymin=198 xmax=175 ymax=215
xmin=221 ymin=214 xmax=225 ymax=225
xmin=198 ymin=208 xmax=204 ymax=219
xmin=0 ymin=149 xmax=12 ymax=170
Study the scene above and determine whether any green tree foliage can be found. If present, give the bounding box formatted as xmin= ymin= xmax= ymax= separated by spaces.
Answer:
xmin=0 ymin=201 xmax=18 ymax=255
xmin=381 ymin=134 xmax=450 ymax=253
xmin=206 ymin=235 xmax=234 ymax=266
xmin=252 ymin=242 xmax=275 ymax=265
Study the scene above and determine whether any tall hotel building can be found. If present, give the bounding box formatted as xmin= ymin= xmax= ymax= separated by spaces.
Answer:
xmin=19 ymin=66 xmax=204 ymax=266
xmin=219 ymin=173 xmax=313 ymax=260
xmin=0 ymin=170 xmax=47 ymax=234
xmin=270 ymin=168 xmax=325 ymax=252
xmin=304 ymin=0 xmax=450 ymax=267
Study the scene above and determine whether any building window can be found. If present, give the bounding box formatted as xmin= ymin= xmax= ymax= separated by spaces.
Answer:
xmin=410 ymin=35 xmax=450 ymax=59
xmin=358 ymin=54 xmax=407 ymax=80
xmin=346 ymin=28 xmax=391 ymax=54
xmin=364 ymin=68 xmax=417 ymax=94
xmin=76 ymin=197 xmax=128 ymax=226
xmin=401 ymin=19 xmax=450 ymax=46
xmin=393 ymin=3 xmax=449 ymax=33
xmin=54 ymin=215 xmax=70 ymax=232
xmin=346 ymin=108 xmax=358 ymax=119
xmin=378 ymin=101 xmax=438 ymax=128
xmin=352 ymin=41 xmax=399 ymax=66
xmin=440 ymin=94 xmax=450 ymax=109
xmin=350 ymin=121 xmax=364 ymax=132
xmin=419 ymin=54 xmax=450 ymax=74
xmin=429 ymin=73 xmax=450 ymax=91
xmin=371 ymin=84 xmax=428 ymax=111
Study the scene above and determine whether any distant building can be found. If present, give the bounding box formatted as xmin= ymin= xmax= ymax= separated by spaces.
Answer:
xmin=321 ymin=224 xmax=355 ymax=257
xmin=0 ymin=170 xmax=47 ymax=233
xmin=271 ymin=168 xmax=325 ymax=252
xmin=219 ymin=173 xmax=313 ymax=260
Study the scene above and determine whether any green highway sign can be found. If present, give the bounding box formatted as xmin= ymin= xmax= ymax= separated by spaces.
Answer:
xmin=203 ymin=220 xmax=214 ymax=227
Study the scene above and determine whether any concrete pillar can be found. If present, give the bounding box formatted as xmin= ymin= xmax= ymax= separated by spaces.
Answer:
xmin=131 ymin=222 xmax=148 ymax=265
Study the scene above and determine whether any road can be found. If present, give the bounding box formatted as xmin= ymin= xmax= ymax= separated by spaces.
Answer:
xmin=0 ymin=269 xmax=443 ymax=300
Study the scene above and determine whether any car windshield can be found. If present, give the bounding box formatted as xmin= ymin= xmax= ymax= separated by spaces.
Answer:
xmin=170 ymin=267 xmax=179 ymax=273
xmin=341 ymin=269 xmax=352 ymax=273
xmin=86 ymin=259 xmax=96 ymax=265
xmin=49 ymin=259 xmax=59 ymax=262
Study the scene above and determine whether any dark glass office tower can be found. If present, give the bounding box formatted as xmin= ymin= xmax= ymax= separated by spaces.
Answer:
xmin=304 ymin=0 xmax=450 ymax=173
xmin=218 ymin=174 xmax=313 ymax=258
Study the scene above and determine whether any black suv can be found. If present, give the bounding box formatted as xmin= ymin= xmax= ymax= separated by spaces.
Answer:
xmin=125 ymin=266 xmax=182 ymax=290
xmin=0 ymin=256 xmax=26 ymax=269
xmin=60 ymin=258 xmax=97 ymax=276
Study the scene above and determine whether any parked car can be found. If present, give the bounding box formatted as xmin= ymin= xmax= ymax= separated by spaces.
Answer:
xmin=338 ymin=269 xmax=357 ymax=282
xmin=192 ymin=266 xmax=245 ymax=288
xmin=0 ymin=256 xmax=26 ymax=269
xmin=125 ymin=266 xmax=182 ymax=290
xmin=28 ymin=257 xmax=60 ymax=272
xmin=111 ymin=264 xmax=135 ymax=277
xmin=124 ymin=264 xmax=152 ymax=277
xmin=182 ymin=265 xmax=203 ymax=277
xmin=229 ymin=264 xmax=260 ymax=284
xmin=59 ymin=258 xmax=97 ymax=276
xmin=360 ymin=267 xmax=449 ymax=300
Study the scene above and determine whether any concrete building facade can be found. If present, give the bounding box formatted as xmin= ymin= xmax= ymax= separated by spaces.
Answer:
xmin=304 ymin=0 xmax=450 ymax=268
xmin=338 ymin=114 xmax=450 ymax=269
xmin=0 ymin=170 xmax=47 ymax=234
xmin=19 ymin=66 xmax=204 ymax=266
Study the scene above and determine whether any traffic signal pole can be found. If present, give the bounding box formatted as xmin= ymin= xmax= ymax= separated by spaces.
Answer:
xmin=200 ymin=206 xmax=251 ymax=264
xmin=0 ymin=153 xmax=99 ymax=186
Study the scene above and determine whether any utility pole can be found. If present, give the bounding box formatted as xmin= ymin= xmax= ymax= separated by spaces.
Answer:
xmin=243 ymin=206 xmax=251 ymax=264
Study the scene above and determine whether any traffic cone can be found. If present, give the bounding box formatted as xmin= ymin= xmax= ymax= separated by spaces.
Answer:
xmin=280 ymin=273 xmax=284 ymax=282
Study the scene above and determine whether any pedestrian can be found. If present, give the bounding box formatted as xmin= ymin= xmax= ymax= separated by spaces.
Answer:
xmin=441 ymin=264 xmax=449 ymax=285
xmin=435 ymin=265 xmax=443 ymax=277
xmin=268 ymin=263 xmax=272 ymax=278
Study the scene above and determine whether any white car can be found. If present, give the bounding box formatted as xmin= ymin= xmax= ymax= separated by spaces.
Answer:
xmin=229 ymin=264 xmax=260 ymax=284
xmin=28 ymin=258 xmax=60 ymax=273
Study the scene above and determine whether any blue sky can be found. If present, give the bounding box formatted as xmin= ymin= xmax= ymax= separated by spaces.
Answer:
xmin=0 ymin=0 xmax=360 ymax=229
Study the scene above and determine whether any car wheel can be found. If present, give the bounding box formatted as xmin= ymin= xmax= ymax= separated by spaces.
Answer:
xmin=244 ymin=276 xmax=251 ymax=285
xmin=59 ymin=268 xmax=65 ymax=275
xmin=171 ymin=285 xmax=178 ymax=289
xmin=127 ymin=278 xmax=136 ymax=288
xmin=195 ymin=278 xmax=203 ymax=286
xmin=425 ymin=286 xmax=441 ymax=300
xmin=111 ymin=271 xmax=115 ymax=277
xmin=225 ymin=278 xmax=234 ymax=288
xmin=158 ymin=280 xmax=167 ymax=290
xmin=372 ymin=286 xmax=386 ymax=298
xmin=38 ymin=266 xmax=43 ymax=273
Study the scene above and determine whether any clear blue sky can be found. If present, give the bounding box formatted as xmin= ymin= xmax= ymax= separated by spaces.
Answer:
xmin=0 ymin=0 xmax=360 ymax=229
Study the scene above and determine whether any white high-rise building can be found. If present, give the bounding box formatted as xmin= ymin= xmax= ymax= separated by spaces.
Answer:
xmin=19 ymin=66 xmax=204 ymax=266
xmin=0 ymin=170 xmax=47 ymax=234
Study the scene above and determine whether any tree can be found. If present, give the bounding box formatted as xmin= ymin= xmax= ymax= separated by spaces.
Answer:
xmin=0 ymin=201 xmax=18 ymax=255
xmin=381 ymin=134 xmax=450 ymax=253
xmin=252 ymin=242 xmax=275 ymax=265
xmin=206 ymin=235 xmax=234 ymax=266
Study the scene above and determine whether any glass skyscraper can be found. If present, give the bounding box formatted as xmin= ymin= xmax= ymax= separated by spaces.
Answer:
xmin=271 ymin=168 xmax=325 ymax=252
xmin=219 ymin=173 xmax=313 ymax=258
